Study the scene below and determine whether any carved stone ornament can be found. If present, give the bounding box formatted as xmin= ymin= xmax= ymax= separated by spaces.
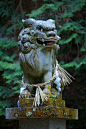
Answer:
xmin=18 ymin=18 xmax=74 ymax=107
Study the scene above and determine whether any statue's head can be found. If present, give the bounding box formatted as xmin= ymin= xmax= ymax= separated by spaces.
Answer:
xmin=18 ymin=18 xmax=60 ymax=53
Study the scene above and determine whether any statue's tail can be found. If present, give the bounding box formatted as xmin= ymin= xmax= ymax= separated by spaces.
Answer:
xmin=54 ymin=61 xmax=74 ymax=93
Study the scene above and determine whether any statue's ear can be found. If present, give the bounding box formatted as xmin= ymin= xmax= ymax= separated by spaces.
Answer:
xmin=57 ymin=35 xmax=61 ymax=41
xmin=52 ymin=20 xmax=55 ymax=24
xmin=47 ymin=19 xmax=55 ymax=24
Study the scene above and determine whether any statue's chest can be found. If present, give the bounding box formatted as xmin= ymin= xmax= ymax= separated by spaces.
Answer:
xmin=24 ymin=49 xmax=53 ymax=75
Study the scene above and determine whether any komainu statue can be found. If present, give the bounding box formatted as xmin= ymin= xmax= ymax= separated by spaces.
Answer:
xmin=18 ymin=18 xmax=73 ymax=106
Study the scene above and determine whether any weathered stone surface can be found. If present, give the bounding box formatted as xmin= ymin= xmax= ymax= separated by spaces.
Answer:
xmin=6 ymin=106 xmax=78 ymax=120
xmin=19 ymin=96 xmax=65 ymax=107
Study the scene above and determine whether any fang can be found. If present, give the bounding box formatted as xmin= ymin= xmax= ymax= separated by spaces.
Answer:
xmin=43 ymin=44 xmax=45 ymax=46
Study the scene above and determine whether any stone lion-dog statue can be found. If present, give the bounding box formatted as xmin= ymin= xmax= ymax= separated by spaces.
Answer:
xmin=18 ymin=18 xmax=73 ymax=106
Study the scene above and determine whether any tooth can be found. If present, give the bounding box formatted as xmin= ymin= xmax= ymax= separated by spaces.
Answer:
xmin=43 ymin=44 xmax=45 ymax=46
xmin=41 ymin=29 xmax=43 ymax=32
xmin=42 ymin=38 xmax=44 ymax=42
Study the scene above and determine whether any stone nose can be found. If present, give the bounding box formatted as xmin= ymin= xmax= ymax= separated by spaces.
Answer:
xmin=47 ymin=31 xmax=56 ymax=37
xmin=24 ymin=43 xmax=28 ymax=48
xmin=21 ymin=34 xmax=30 ymax=43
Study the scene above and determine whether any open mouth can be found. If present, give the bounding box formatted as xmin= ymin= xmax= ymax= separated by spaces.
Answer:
xmin=36 ymin=39 xmax=55 ymax=47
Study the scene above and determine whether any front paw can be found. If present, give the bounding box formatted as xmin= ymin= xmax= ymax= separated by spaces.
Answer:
xmin=20 ymin=89 xmax=31 ymax=98
xmin=43 ymin=87 xmax=51 ymax=98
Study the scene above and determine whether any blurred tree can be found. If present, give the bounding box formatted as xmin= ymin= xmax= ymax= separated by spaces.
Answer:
xmin=0 ymin=0 xmax=86 ymax=128
xmin=0 ymin=0 xmax=23 ymax=116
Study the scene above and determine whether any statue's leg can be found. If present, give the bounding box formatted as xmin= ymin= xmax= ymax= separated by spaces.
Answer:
xmin=19 ymin=73 xmax=34 ymax=97
xmin=43 ymin=71 xmax=52 ymax=97
xmin=17 ymin=85 xmax=31 ymax=107
xmin=20 ymin=85 xmax=31 ymax=95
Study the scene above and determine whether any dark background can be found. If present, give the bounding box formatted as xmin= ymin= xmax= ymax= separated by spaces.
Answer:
xmin=0 ymin=0 xmax=86 ymax=128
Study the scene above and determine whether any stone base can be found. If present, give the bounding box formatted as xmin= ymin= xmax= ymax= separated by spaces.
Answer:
xmin=19 ymin=118 xmax=66 ymax=129
xmin=19 ymin=97 xmax=65 ymax=107
xmin=6 ymin=106 xmax=78 ymax=120
xmin=6 ymin=106 xmax=78 ymax=129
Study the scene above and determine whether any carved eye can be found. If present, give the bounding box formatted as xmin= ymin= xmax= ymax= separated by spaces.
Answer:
xmin=52 ymin=28 xmax=54 ymax=31
xmin=46 ymin=27 xmax=49 ymax=30
xmin=37 ymin=23 xmax=43 ymax=30
xmin=37 ymin=25 xmax=41 ymax=30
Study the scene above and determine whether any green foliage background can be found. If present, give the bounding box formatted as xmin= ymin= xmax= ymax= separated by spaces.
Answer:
xmin=0 ymin=0 xmax=86 ymax=128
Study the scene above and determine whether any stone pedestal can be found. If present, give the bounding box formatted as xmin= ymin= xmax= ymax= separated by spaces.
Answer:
xmin=6 ymin=106 xmax=78 ymax=129
xmin=19 ymin=118 xmax=66 ymax=129
xmin=6 ymin=96 xmax=78 ymax=129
